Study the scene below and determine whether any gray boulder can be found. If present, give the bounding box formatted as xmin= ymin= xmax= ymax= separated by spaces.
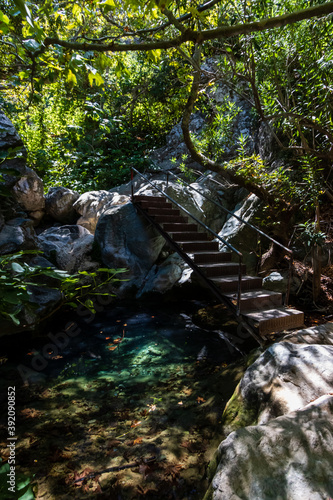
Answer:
xmin=38 ymin=225 xmax=95 ymax=273
xmin=0 ymin=110 xmax=27 ymax=185
xmin=263 ymin=270 xmax=301 ymax=294
xmin=45 ymin=186 xmax=79 ymax=224
xmin=12 ymin=166 xmax=45 ymax=214
xmin=239 ymin=341 xmax=333 ymax=425
xmin=218 ymin=193 xmax=261 ymax=273
xmin=0 ymin=218 xmax=39 ymax=255
xmin=209 ymin=395 xmax=333 ymax=500
xmin=137 ymin=253 xmax=191 ymax=297
xmin=74 ymin=190 xmax=129 ymax=233
xmin=95 ymin=202 xmax=165 ymax=291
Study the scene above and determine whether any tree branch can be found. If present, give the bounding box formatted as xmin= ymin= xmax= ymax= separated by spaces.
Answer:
xmin=180 ymin=44 xmax=288 ymax=209
xmin=41 ymin=2 xmax=333 ymax=54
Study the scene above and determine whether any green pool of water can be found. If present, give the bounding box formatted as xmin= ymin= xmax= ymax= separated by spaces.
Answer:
xmin=0 ymin=302 xmax=244 ymax=499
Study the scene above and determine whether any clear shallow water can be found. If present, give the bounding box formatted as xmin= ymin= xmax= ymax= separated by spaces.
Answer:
xmin=0 ymin=302 xmax=243 ymax=499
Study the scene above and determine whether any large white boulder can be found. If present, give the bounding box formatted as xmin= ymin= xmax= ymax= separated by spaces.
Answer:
xmin=210 ymin=395 xmax=333 ymax=500
xmin=239 ymin=340 xmax=333 ymax=424
xmin=207 ymin=325 xmax=333 ymax=500
xmin=94 ymin=202 xmax=165 ymax=291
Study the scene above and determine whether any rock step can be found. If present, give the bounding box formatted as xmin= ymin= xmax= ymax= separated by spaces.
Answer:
xmin=198 ymin=262 xmax=246 ymax=277
xmin=171 ymin=231 xmax=209 ymax=242
xmin=192 ymin=251 xmax=233 ymax=264
xmin=223 ymin=289 xmax=283 ymax=312
xmin=243 ymin=307 xmax=305 ymax=336
xmin=182 ymin=241 xmax=219 ymax=252
xmin=163 ymin=223 xmax=198 ymax=232
xmin=211 ymin=275 xmax=263 ymax=292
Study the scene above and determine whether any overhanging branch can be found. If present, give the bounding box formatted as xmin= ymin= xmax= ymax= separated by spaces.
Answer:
xmin=41 ymin=2 xmax=333 ymax=53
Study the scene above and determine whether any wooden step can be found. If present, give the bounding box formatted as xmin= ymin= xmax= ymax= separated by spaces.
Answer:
xmin=193 ymin=251 xmax=232 ymax=264
xmin=211 ymin=275 xmax=262 ymax=292
xmin=134 ymin=195 xmax=164 ymax=202
xmin=171 ymin=232 xmax=209 ymax=242
xmin=163 ymin=223 xmax=198 ymax=232
xmin=138 ymin=200 xmax=172 ymax=209
xmin=224 ymin=289 xmax=282 ymax=312
xmin=182 ymin=241 xmax=219 ymax=252
xmin=153 ymin=214 xmax=188 ymax=223
xmin=198 ymin=262 xmax=246 ymax=277
xmin=148 ymin=207 xmax=181 ymax=216
xmin=243 ymin=307 xmax=304 ymax=336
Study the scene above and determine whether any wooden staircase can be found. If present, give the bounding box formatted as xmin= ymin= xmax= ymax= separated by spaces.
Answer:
xmin=133 ymin=194 xmax=304 ymax=342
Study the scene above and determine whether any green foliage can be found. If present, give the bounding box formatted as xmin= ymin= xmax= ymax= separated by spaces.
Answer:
xmin=193 ymin=95 xmax=241 ymax=159
xmin=296 ymin=221 xmax=326 ymax=248
xmin=0 ymin=460 xmax=35 ymax=499
xmin=0 ymin=0 xmax=332 ymax=213
xmin=0 ymin=250 xmax=127 ymax=326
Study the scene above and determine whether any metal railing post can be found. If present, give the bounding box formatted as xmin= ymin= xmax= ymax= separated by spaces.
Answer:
xmin=237 ymin=255 xmax=243 ymax=316
xmin=130 ymin=168 xmax=134 ymax=200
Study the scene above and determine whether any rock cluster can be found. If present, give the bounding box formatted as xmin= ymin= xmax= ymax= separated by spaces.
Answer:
xmin=206 ymin=323 xmax=333 ymax=500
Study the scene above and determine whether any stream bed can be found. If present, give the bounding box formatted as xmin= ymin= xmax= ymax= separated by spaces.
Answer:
xmin=0 ymin=301 xmax=246 ymax=499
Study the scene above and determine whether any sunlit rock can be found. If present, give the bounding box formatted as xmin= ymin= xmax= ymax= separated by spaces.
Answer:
xmin=210 ymin=395 xmax=333 ymax=500
xmin=45 ymin=186 xmax=79 ymax=224
xmin=74 ymin=190 xmax=129 ymax=233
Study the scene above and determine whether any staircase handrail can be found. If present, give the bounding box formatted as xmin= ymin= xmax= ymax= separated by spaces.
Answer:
xmin=131 ymin=167 xmax=244 ymax=314
xmin=166 ymin=170 xmax=293 ymax=305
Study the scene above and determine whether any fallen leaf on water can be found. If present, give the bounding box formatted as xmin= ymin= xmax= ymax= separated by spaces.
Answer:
xmin=131 ymin=420 xmax=141 ymax=428
xmin=133 ymin=437 xmax=143 ymax=445
xmin=197 ymin=396 xmax=206 ymax=404
xmin=20 ymin=408 xmax=43 ymax=419
xmin=164 ymin=463 xmax=183 ymax=479
xmin=113 ymin=338 xmax=123 ymax=343
xmin=108 ymin=346 xmax=117 ymax=351
xmin=138 ymin=463 xmax=151 ymax=479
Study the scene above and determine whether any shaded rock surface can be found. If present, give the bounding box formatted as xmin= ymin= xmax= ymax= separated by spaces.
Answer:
xmin=38 ymin=225 xmax=95 ymax=273
xmin=137 ymin=253 xmax=191 ymax=297
xmin=211 ymin=395 xmax=333 ymax=500
xmin=0 ymin=109 xmax=27 ymax=181
xmin=45 ymin=186 xmax=79 ymax=224
xmin=95 ymin=202 xmax=165 ymax=292
xmin=0 ymin=218 xmax=39 ymax=255
xmin=207 ymin=323 xmax=333 ymax=500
